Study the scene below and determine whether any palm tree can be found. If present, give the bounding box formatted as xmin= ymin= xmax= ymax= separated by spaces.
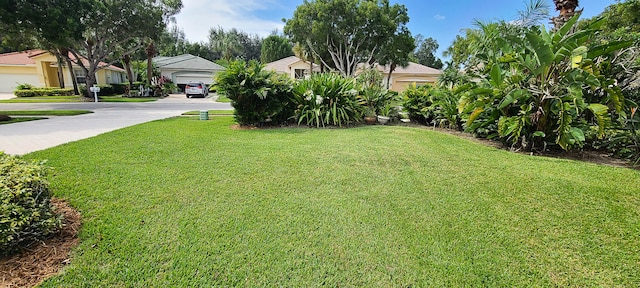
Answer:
xmin=551 ymin=0 xmax=581 ymax=30
xmin=293 ymin=42 xmax=314 ymax=77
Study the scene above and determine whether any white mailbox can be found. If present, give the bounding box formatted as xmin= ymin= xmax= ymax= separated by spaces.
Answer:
xmin=89 ymin=85 xmax=100 ymax=102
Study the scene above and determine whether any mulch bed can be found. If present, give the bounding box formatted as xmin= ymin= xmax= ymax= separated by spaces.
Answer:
xmin=0 ymin=198 xmax=81 ymax=288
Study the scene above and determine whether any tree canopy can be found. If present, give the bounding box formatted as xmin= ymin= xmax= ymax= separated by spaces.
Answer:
xmin=260 ymin=35 xmax=293 ymax=63
xmin=284 ymin=0 xmax=410 ymax=77
xmin=412 ymin=36 xmax=443 ymax=69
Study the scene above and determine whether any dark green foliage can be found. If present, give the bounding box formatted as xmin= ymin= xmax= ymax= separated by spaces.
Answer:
xmin=292 ymin=73 xmax=361 ymax=127
xmin=401 ymin=84 xmax=461 ymax=128
xmin=0 ymin=152 xmax=61 ymax=256
xmin=215 ymin=60 xmax=294 ymax=126
xmin=111 ymin=83 xmax=128 ymax=95
xmin=0 ymin=115 xmax=11 ymax=122
xmin=14 ymin=88 xmax=74 ymax=97
xmin=260 ymin=35 xmax=293 ymax=63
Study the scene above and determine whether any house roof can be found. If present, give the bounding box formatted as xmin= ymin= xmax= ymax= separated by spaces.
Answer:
xmin=153 ymin=54 xmax=225 ymax=71
xmin=0 ymin=49 xmax=125 ymax=72
xmin=378 ymin=62 xmax=442 ymax=75
xmin=264 ymin=56 xmax=319 ymax=73
xmin=0 ymin=50 xmax=46 ymax=65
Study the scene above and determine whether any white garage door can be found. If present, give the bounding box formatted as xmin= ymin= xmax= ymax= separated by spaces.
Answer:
xmin=174 ymin=73 xmax=214 ymax=85
xmin=0 ymin=74 xmax=40 ymax=92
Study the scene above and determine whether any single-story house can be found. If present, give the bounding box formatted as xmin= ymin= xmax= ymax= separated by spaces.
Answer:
xmin=264 ymin=56 xmax=320 ymax=79
xmin=370 ymin=62 xmax=442 ymax=92
xmin=0 ymin=50 xmax=127 ymax=92
xmin=265 ymin=56 xmax=441 ymax=93
xmin=152 ymin=54 xmax=225 ymax=91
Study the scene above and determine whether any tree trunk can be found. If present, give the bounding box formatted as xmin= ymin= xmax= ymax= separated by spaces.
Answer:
xmin=551 ymin=0 xmax=580 ymax=31
xmin=123 ymin=54 xmax=134 ymax=91
xmin=386 ymin=63 xmax=396 ymax=90
xmin=54 ymin=51 xmax=65 ymax=88
xmin=60 ymin=48 xmax=79 ymax=95
xmin=145 ymin=41 xmax=156 ymax=85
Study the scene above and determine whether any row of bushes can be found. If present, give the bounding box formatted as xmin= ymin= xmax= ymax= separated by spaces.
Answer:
xmin=1 ymin=152 xmax=61 ymax=256
xmin=14 ymin=87 xmax=75 ymax=97
xmin=216 ymin=60 xmax=399 ymax=127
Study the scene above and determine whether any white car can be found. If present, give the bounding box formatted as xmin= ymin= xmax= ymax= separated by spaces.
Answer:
xmin=185 ymin=82 xmax=208 ymax=98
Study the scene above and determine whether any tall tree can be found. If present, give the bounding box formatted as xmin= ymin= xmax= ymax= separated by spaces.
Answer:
xmin=293 ymin=42 xmax=314 ymax=75
xmin=412 ymin=36 xmax=443 ymax=69
xmin=377 ymin=28 xmax=415 ymax=89
xmin=65 ymin=0 xmax=181 ymax=96
xmin=284 ymin=0 xmax=410 ymax=77
xmin=550 ymin=0 xmax=581 ymax=30
xmin=261 ymin=35 xmax=293 ymax=63
xmin=1 ymin=0 xmax=90 ymax=94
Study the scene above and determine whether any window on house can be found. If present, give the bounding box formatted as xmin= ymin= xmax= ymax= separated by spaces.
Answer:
xmin=294 ymin=69 xmax=307 ymax=79
xmin=74 ymin=69 xmax=86 ymax=84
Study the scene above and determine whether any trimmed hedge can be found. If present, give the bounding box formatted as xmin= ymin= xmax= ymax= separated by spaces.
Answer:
xmin=0 ymin=152 xmax=61 ymax=256
xmin=14 ymin=88 xmax=75 ymax=97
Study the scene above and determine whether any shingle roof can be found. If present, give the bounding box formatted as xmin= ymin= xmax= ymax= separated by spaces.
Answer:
xmin=264 ymin=56 xmax=319 ymax=73
xmin=153 ymin=54 xmax=225 ymax=71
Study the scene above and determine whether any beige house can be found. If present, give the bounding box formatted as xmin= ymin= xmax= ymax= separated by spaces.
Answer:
xmin=264 ymin=56 xmax=320 ymax=79
xmin=371 ymin=62 xmax=442 ymax=92
xmin=265 ymin=56 xmax=441 ymax=93
xmin=0 ymin=50 xmax=126 ymax=92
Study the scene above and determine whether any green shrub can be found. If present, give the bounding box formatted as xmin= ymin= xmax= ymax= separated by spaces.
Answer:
xmin=98 ymin=85 xmax=114 ymax=95
xmin=15 ymin=83 xmax=34 ymax=90
xmin=216 ymin=60 xmax=294 ymax=125
xmin=293 ymin=73 xmax=361 ymax=127
xmin=0 ymin=152 xmax=61 ymax=256
xmin=14 ymin=88 xmax=74 ymax=97
xmin=111 ymin=83 xmax=128 ymax=94
xmin=401 ymin=84 xmax=435 ymax=125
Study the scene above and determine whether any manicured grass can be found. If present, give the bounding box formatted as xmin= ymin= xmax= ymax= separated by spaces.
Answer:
xmin=0 ymin=117 xmax=44 ymax=125
xmin=215 ymin=94 xmax=231 ymax=102
xmin=181 ymin=109 xmax=234 ymax=116
xmin=27 ymin=117 xmax=640 ymax=286
xmin=0 ymin=96 xmax=83 ymax=103
xmin=0 ymin=95 xmax=157 ymax=103
xmin=0 ymin=110 xmax=92 ymax=116
xmin=99 ymin=96 xmax=158 ymax=102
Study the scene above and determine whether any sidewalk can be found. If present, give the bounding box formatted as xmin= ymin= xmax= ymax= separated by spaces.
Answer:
xmin=0 ymin=93 xmax=15 ymax=100
xmin=0 ymin=95 xmax=231 ymax=155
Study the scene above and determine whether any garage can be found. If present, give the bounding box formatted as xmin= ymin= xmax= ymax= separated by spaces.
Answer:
xmin=153 ymin=54 xmax=225 ymax=92
xmin=0 ymin=73 xmax=39 ymax=92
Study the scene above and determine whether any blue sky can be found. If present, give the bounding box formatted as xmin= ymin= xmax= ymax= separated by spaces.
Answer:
xmin=174 ymin=0 xmax=618 ymax=58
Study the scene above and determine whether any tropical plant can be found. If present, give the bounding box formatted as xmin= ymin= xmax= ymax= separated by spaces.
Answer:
xmin=458 ymin=15 xmax=632 ymax=151
xmin=402 ymin=83 xmax=462 ymax=129
xmin=292 ymin=73 xmax=360 ymax=127
xmin=215 ymin=60 xmax=294 ymax=125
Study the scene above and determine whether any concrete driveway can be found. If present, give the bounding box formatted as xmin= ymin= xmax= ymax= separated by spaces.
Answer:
xmin=0 ymin=94 xmax=232 ymax=155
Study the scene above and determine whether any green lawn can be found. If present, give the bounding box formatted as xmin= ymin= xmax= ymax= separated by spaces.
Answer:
xmin=0 ymin=95 xmax=157 ymax=103
xmin=215 ymin=94 xmax=231 ymax=102
xmin=181 ymin=109 xmax=234 ymax=116
xmin=0 ymin=117 xmax=44 ymax=124
xmin=26 ymin=117 xmax=640 ymax=286
xmin=99 ymin=96 xmax=158 ymax=102
xmin=0 ymin=110 xmax=92 ymax=116
xmin=0 ymin=96 xmax=83 ymax=103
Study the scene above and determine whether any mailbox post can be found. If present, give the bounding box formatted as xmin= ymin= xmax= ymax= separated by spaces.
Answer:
xmin=89 ymin=85 xmax=100 ymax=102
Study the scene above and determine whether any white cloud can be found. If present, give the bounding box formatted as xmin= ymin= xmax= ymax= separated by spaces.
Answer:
xmin=174 ymin=0 xmax=286 ymax=43
xmin=434 ymin=14 xmax=446 ymax=20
